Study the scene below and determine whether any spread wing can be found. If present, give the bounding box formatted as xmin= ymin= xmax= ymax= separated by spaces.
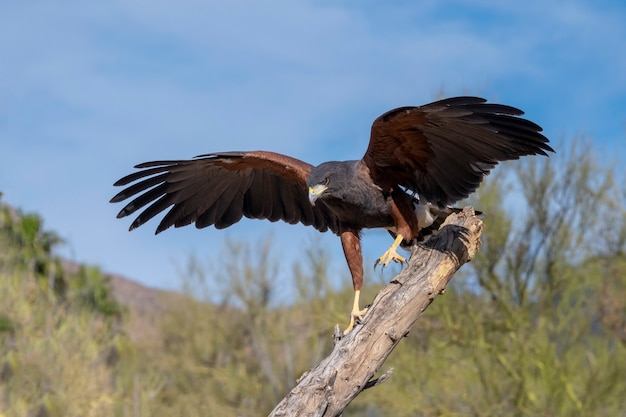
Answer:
xmin=362 ymin=96 xmax=554 ymax=206
xmin=110 ymin=151 xmax=340 ymax=234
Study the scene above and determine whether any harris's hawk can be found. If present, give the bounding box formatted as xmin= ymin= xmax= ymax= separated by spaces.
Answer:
xmin=110 ymin=96 xmax=553 ymax=333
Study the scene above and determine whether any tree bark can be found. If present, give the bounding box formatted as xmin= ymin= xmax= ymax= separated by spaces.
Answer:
xmin=268 ymin=207 xmax=483 ymax=417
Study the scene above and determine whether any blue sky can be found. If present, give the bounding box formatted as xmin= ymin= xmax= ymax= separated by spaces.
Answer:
xmin=1 ymin=0 xmax=625 ymax=291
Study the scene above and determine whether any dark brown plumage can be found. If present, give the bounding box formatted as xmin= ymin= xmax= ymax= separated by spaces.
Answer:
xmin=111 ymin=96 xmax=553 ymax=333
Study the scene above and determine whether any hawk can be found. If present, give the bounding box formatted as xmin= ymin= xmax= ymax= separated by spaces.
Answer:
xmin=111 ymin=96 xmax=553 ymax=333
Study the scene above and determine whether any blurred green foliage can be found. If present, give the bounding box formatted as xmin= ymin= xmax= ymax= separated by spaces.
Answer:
xmin=0 ymin=198 xmax=125 ymax=417
xmin=1 ymin=141 xmax=625 ymax=416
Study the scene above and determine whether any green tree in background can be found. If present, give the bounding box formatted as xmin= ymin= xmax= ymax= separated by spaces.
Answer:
xmin=0 ymin=198 xmax=126 ymax=417
xmin=1 ymin=140 xmax=625 ymax=416
xmin=0 ymin=200 xmax=65 ymax=296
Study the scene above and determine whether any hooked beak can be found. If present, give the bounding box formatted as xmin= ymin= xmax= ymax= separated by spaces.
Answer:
xmin=308 ymin=184 xmax=328 ymax=206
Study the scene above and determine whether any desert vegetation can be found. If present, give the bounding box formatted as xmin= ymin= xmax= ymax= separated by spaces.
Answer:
xmin=1 ymin=141 xmax=625 ymax=416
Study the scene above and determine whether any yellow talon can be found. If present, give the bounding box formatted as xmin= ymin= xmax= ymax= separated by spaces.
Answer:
xmin=343 ymin=290 xmax=368 ymax=335
xmin=375 ymin=234 xmax=406 ymax=268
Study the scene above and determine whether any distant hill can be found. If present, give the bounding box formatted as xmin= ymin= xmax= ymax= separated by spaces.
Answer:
xmin=62 ymin=258 xmax=185 ymax=347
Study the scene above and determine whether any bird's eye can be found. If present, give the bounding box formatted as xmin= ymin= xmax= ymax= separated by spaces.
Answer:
xmin=323 ymin=177 xmax=330 ymax=186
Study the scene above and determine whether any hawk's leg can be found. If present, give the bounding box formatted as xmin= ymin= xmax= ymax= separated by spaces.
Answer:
xmin=344 ymin=289 xmax=368 ymax=335
xmin=375 ymin=234 xmax=406 ymax=268
xmin=340 ymin=230 xmax=367 ymax=334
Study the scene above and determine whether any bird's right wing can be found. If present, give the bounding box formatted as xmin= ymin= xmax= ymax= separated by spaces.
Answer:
xmin=110 ymin=151 xmax=340 ymax=234
xmin=362 ymin=96 xmax=554 ymax=206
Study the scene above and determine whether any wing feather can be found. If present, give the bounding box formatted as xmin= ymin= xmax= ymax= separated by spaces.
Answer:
xmin=363 ymin=96 xmax=553 ymax=206
xmin=243 ymin=171 xmax=267 ymax=219
xmin=111 ymin=151 xmax=340 ymax=235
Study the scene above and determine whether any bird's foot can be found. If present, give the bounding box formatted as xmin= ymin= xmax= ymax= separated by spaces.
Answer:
xmin=374 ymin=234 xmax=407 ymax=268
xmin=342 ymin=289 xmax=369 ymax=335
xmin=375 ymin=247 xmax=406 ymax=268
xmin=343 ymin=306 xmax=369 ymax=335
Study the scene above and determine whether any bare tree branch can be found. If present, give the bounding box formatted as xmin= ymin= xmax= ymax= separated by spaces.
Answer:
xmin=269 ymin=207 xmax=483 ymax=416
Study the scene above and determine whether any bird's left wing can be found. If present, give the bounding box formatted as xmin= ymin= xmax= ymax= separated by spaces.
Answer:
xmin=361 ymin=96 xmax=554 ymax=206
xmin=110 ymin=151 xmax=340 ymax=234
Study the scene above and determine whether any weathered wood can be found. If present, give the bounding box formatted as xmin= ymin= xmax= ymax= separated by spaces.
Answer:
xmin=269 ymin=207 xmax=483 ymax=417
